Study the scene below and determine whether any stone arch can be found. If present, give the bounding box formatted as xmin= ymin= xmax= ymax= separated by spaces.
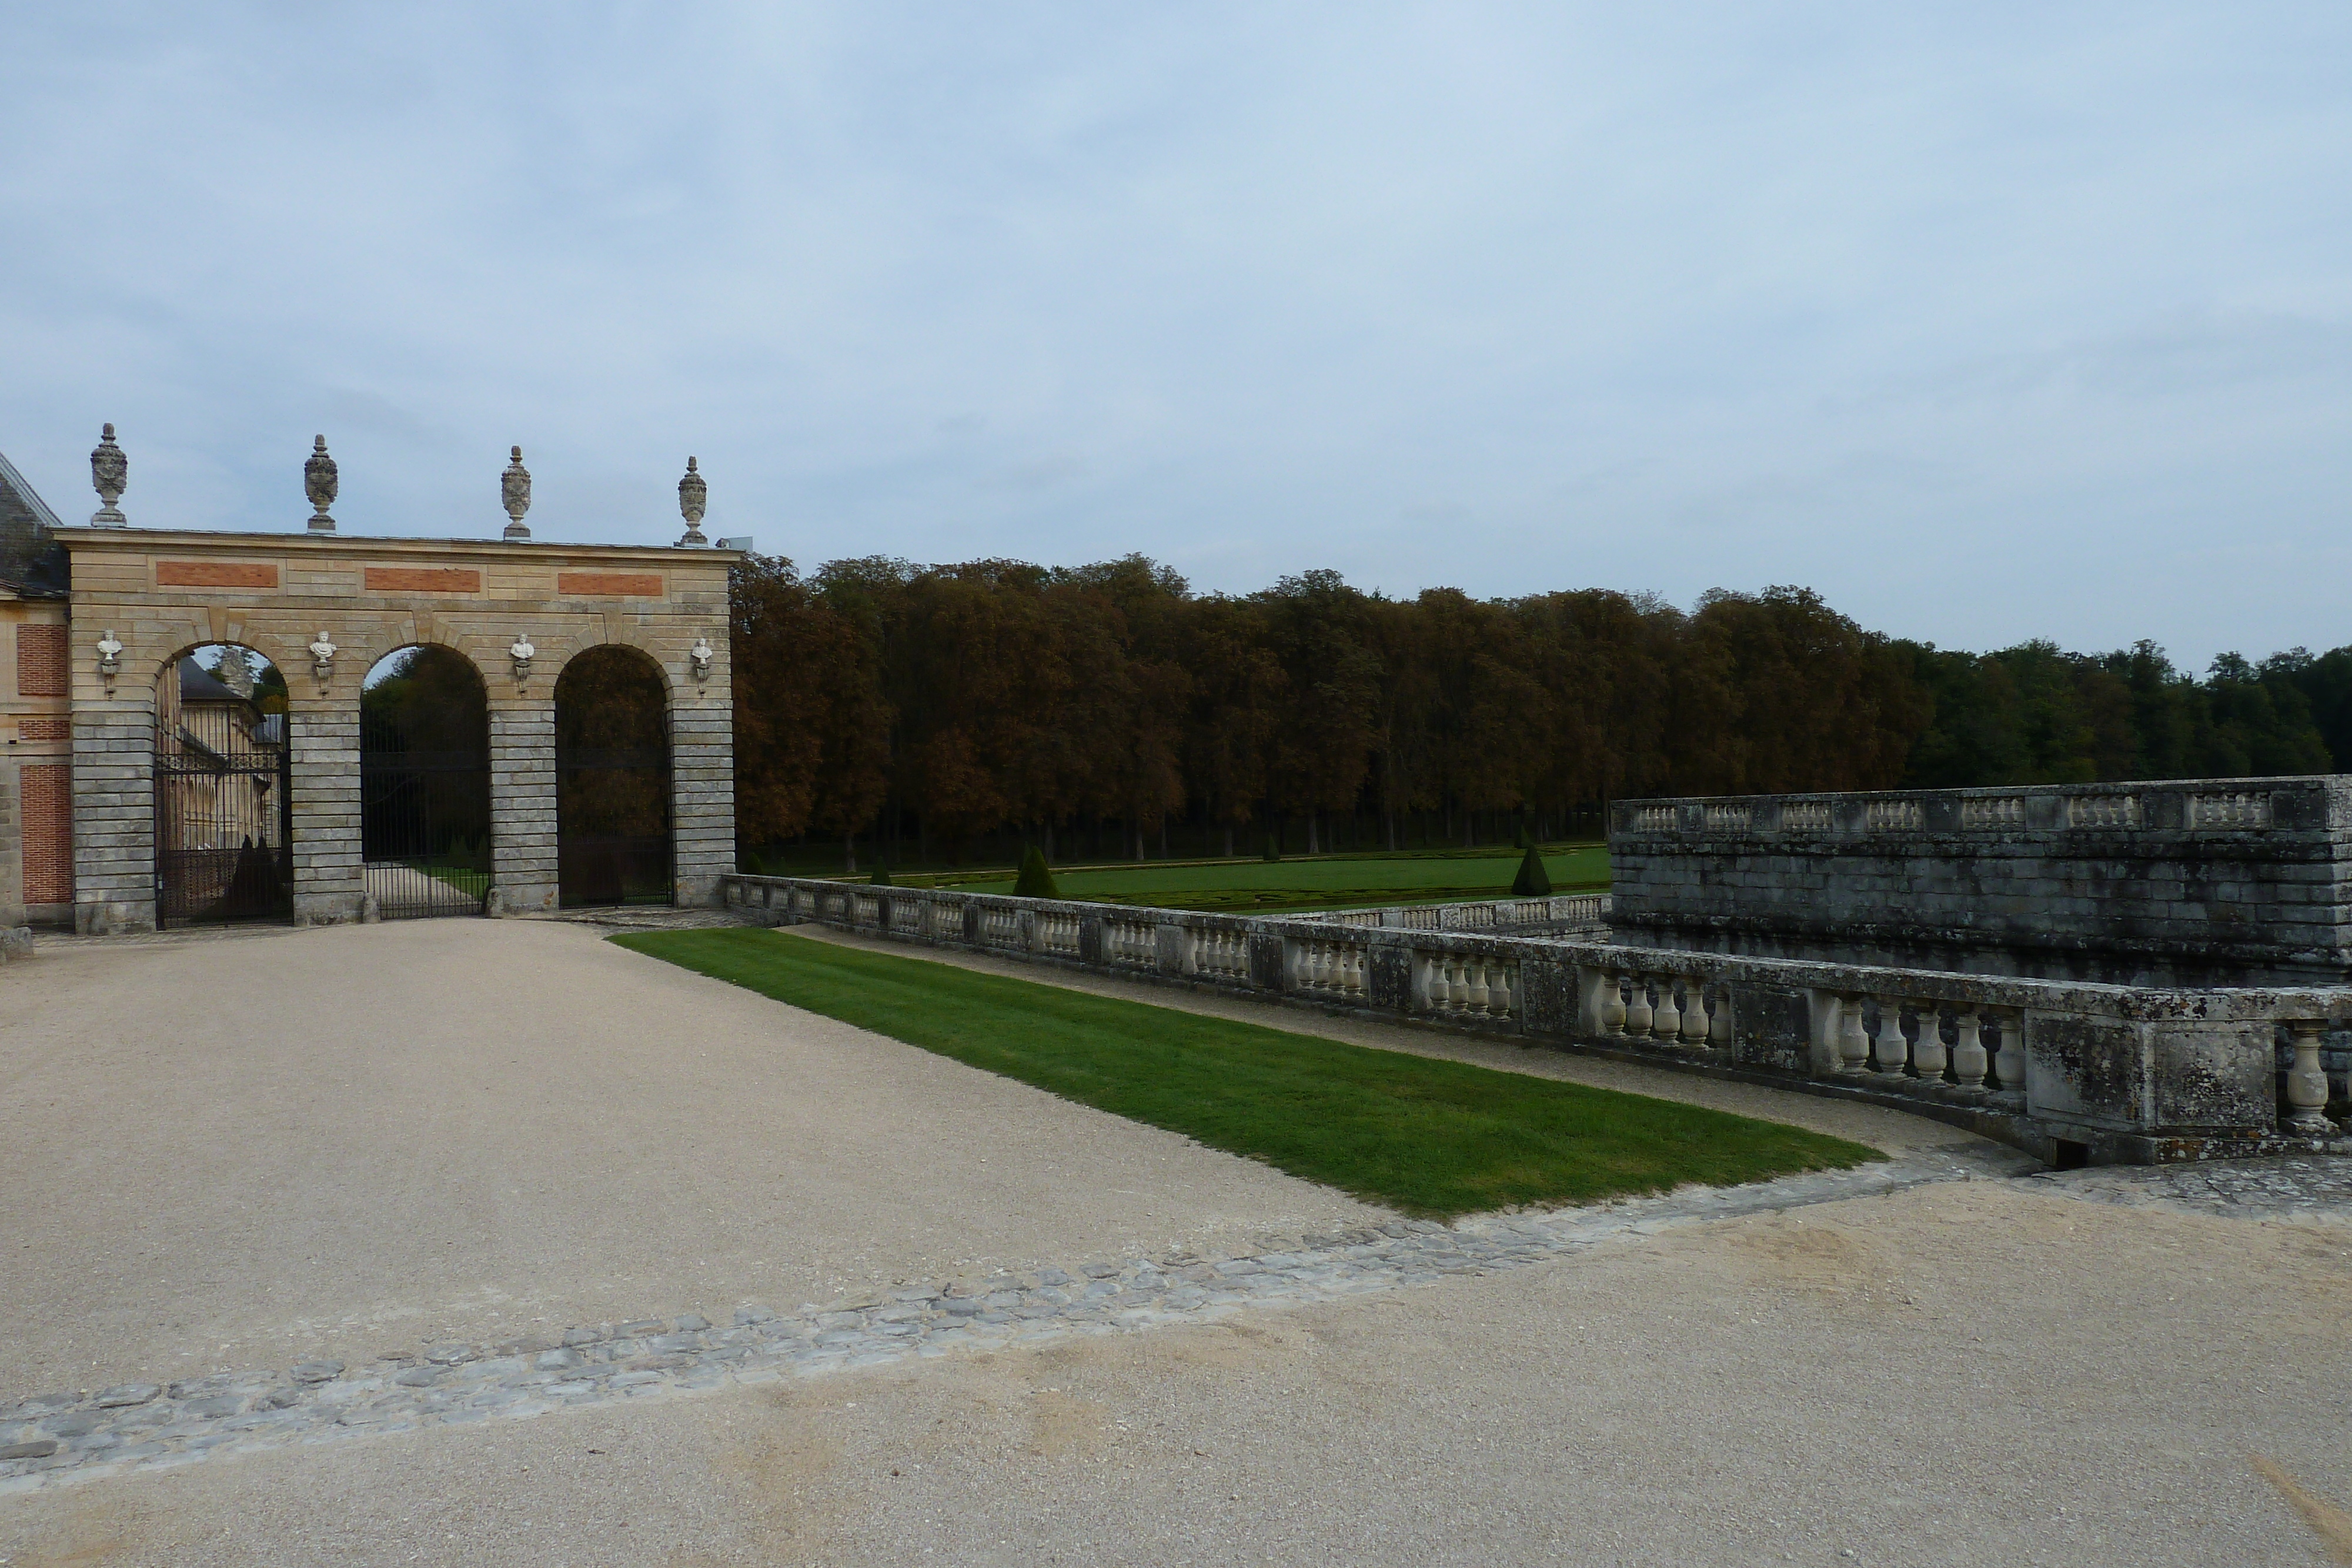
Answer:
xmin=542 ymin=633 xmax=674 ymax=694
xmin=151 ymin=640 xmax=295 ymax=927
xmin=360 ymin=643 xmax=495 ymax=918
xmin=149 ymin=631 xmax=299 ymax=692
xmin=552 ymin=641 xmax=674 ymax=907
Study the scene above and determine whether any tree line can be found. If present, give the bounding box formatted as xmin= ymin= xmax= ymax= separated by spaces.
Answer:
xmin=729 ymin=553 xmax=2351 ymax=866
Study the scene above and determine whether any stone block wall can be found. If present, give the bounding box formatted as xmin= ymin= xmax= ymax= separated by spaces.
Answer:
xmin=489 ymin=701 xmax=559 ymax=913
xmin=288 ymin=704 xmax=361 ymax=923
xmin=1609 ymin=778 xmax=2352 ymax=985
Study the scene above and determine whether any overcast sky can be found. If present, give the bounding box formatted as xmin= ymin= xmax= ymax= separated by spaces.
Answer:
xmin=4 ymin=4 xmax=2347 ymax=668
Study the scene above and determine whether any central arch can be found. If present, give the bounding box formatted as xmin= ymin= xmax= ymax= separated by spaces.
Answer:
xmin=554 ymin=643 xmax=674 ymax=907
xmin=361 ymin=644 xmax=492 ymax=918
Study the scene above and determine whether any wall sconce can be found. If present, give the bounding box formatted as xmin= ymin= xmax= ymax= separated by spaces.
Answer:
xmin=690 ymin=636 xmax=713 ymax=683
xmin=308 ymin=631 xmax=338 ymax=684
xmin=510 ymin=634 xmax=536 ymax=681
xmin=95 ymin=629 xmax=123 ymax=684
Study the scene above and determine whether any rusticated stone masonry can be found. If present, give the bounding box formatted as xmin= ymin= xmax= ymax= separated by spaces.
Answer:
xmin=55 ymin=528 xmax=737 ymax=931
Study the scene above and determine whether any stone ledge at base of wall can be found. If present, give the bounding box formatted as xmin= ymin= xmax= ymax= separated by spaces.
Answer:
xmin=72 ymin=900 xmax=155 ymax=936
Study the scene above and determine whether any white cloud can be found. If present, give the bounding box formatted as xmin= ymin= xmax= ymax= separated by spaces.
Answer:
xmin=2 ymin=2 xmax=2348 ymax=665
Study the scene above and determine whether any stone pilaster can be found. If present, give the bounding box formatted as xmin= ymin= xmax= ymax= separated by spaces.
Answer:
xmin=288 ymin=697 xmax=362 ymax=923
xmin=69 ymin=697 xmax=158 ymax=933
xmin=490 ymin=698 xmax=558 ymax=913
xmin=669 ymin=647 xmax=734 ymax=907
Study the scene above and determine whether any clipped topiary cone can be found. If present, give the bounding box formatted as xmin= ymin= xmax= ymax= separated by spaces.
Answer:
xmin=1511 ymin=842 xmax=1552 ymax=897
xmin=1014 ymin=845 xmax=1060 ymax=899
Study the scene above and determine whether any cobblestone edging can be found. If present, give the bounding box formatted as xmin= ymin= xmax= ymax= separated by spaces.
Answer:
xmin=12 ymin=1147 xmax=2349 ymax=1496
xmin=0 ymin=1149 xmax=2036 ymax=1494
xmin=2019 ymin=1155 xmax=2352 ymax=1216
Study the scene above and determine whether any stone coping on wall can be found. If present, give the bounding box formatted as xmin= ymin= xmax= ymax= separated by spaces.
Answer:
xmin=1609 ymin=774 xmax=2352 ymax=841
xmin=52 ymin=526 xmax=745 ymax=567
xmin=722 ymin=874 xmax=2352 ymax=1024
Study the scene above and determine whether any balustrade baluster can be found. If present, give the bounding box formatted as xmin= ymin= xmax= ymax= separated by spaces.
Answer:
xmin=1951 ymin=1011 xmax=1987 ymax=1090
xmin=1706 ymin=982 xmax=1733 ymax=1052
xmin=1910 ymin=1003 xmax=1948 ymax=1084
xmin=1678 ymin=979 xmax=1710 ymax=1047
xmin=1489 ymin=962 xmax=1514 ymax=1018
xmin=1872 ymin=998 xmax=1909 ymax=1075
xmin=1651 ymin=977 xmax=1681 ymax=1041
xmin=1990 ymin=1014 xmax=2026 ymax=1096
xmin=1344 ymin=947 xmax=1365 ymax=997
xmin=2286 ymin=1020 xmax=2333 ymax=1135
xmin=1625 ymin=975 xmax=1654 ymax=1038
xmin=1463 ymin=959 xmax=1489 ymax=1015
xmin=1837 ymin=996 xmax=1871 ymax=1076
xmin=1602 ymin=973 xmax=1629 ymax=1037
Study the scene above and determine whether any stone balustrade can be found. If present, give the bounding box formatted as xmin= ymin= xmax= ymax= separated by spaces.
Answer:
xmin=718 ymin=872 xmax=2352 ymax=1166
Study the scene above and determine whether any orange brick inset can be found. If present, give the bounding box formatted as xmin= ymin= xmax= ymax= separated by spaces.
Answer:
xmin=15 ymin=624 xmax=66 ymax=697
xmin=22 ymin=762 xmax=72 ymax=905
xmin=17 ymin=717 xmax=69 ymax=741
xmin=365 ymin=566 xmax=482 ymax=593
xmin=156 ymin=560 xmax=279 ymax=589
xmin=557 ymin=571 xmax=664 ymax=598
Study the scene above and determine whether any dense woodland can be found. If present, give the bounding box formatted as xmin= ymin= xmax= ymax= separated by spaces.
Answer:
xmin=728 ymin=553 xmax=2352 ymax=867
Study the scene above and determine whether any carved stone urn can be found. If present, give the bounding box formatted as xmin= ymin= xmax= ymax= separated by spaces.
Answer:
xmin=502 ymin=446 xmax=532 ymax=540
xmin=677 ymin=456 xmax=709 ymax=547
xmin=89 ymin=423 xmax=127 ymax=526
xmin=305 ymin=435 xmax=339 ymax=533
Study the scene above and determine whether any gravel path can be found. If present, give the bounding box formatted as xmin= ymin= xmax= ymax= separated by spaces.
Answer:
xmin=5 ymin=1165 xmax=2350 ymax=1566
xmin=0 ymin=919 xmax=1384 ymax=1396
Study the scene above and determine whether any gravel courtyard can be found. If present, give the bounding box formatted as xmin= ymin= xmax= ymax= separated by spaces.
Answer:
xmin=4 ymin=917 xmax=2351 ymax=1566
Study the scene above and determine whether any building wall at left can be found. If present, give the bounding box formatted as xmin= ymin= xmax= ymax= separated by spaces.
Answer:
xmin=2 ymin=599 xmax=74 ymax=925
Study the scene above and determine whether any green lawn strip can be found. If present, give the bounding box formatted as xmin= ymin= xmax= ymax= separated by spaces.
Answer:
xmin=413 ymin=862 xmax=489 ymax=897
xmin=941 ymin=846 xmax=1612 ymax=911
xmin=614 ymin=928 xmax=1880 ymax=1219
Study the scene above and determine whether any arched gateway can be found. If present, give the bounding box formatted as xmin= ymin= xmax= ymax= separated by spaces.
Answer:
xmin=54 ymin=527 xmax=736 ymax=932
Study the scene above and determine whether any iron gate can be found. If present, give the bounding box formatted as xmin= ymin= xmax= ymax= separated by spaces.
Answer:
xmin=155 ymin=706 xmax=293 ymax=927
xmin=362 ymin=715 xmax=492 ymax=919
xmin=557 ymin=745 xmax=673 ymax=905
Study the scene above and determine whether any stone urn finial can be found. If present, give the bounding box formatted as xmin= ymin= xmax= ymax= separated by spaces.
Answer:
xmin=305 ymin=434 xmax=339 ymax=533
xmin=90 ymin=423 xmax=128 ymax=527
xmin=501 ymin=445 xmax=532 ymax=540
xmin=676 ymin=456 xmax=709 ymax=547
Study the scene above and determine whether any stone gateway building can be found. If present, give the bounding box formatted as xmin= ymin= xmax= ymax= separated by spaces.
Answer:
xmin=0 ymin=434 xmax=737 ymax=932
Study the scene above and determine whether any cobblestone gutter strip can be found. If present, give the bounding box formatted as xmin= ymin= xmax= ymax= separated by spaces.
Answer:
xmin=2020 ymin=1155 xmax=2352 ymax=1218
xmin=0 ymin=1145 xmax=2040 ymax=1495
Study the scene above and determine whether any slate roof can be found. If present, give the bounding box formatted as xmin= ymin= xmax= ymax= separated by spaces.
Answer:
xmin=178 ymin=657 xmax=247 ymax=705
xmin=0 ymin=447 xmax=68 ymax=597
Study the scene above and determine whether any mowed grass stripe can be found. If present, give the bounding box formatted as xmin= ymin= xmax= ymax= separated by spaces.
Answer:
xmin=616 ymin=928 xmax=1881 ymax=1218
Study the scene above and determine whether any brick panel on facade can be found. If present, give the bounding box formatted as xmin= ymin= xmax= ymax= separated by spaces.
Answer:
xmin=22 ymin=762 xmax=72 ymax=904
xmin=18 ymin=717 xmax=69 ymax=741
xmin=16 ymin=624 xmax=67 ymax=697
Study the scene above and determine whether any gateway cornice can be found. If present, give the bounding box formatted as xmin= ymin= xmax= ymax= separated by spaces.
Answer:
xmin=53 ymin=527 xmax=742 ymax=571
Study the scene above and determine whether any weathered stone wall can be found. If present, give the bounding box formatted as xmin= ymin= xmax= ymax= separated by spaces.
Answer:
xmin=57 ymin=529 xmax=736 ymax=929
xmin=1609 ymin=778 xmax=2352 ymax=986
